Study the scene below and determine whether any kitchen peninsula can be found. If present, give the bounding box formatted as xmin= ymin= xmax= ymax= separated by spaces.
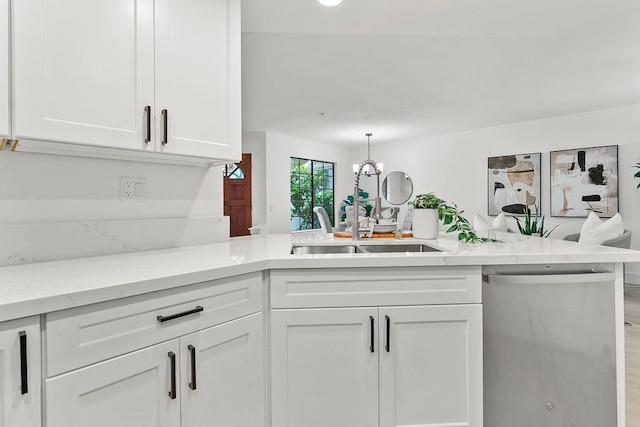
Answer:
xmin=1 ymin=232 xmax=639 ymax=427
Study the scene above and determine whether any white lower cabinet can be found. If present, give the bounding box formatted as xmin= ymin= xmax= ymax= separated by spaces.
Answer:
xmin=379 ymin=305 xmax=483 ymax=427
xmin=46 ymin=339 xmax=180 ymax=427
xmin=271 ymin=308 xmax=379 ymax=427
xmin=47 ymin=312 xmax=262 ymax=427
xmin=272 ymin=304 xmax=482 ymax=427
xmin=180 ymin=313 xmax=264 ymax=427
xmin=0 ymin=316 xmax=41 ymax=427
xmin=46 ymin=313 xmax=263 ymax=427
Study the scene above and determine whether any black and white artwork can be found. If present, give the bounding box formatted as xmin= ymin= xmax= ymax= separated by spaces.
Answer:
xmin=550 ymin=145 xmax=618 ymax=218
xmin=488 ymin=153 xmax=541 ymax=215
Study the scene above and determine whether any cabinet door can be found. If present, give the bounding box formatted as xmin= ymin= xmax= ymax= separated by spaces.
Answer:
xmin=0 ymin=317 xmax=41 ymax=427
xmin=379 ymin=305 xmax=483 ymax=427
xmin=180 ymin=313 xmax=264 ymax=427
xmin=13 ymin=0 xmax=155 ymax=150
xmin=155 ymin=0 xmax=241 ymax=160
xmin=46 ymin=340 xmax=180 ymax=427
xmin=271 ymin=308 xmax=379 ymax=427
xmin=0 ymin=0 xmax=8 ymax=139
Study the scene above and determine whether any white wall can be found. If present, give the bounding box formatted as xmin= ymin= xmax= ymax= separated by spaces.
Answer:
xmin=242 ymin=131 xmax=267 ymax=227
xmin=263 ymin=131 xmax=352 ymax=234
xmin=0 ymin=152 xmax=223 ymax=224
xmin=353 ymin=103 xmax=640 ymax=283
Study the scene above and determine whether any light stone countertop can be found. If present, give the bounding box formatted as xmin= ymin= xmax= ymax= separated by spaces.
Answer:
xmin=1 ymin=231 xmax=639 ymax=322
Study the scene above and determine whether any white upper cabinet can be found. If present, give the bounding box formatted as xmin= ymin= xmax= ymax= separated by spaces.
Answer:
xmin=155 ymin=0 xmax=241 ymax=160
xmin=0 ymin=0 xmax=9 ymax=139
xmin=13 ymin=0 xmax=155 ymax=151
xmin=12 ymin=0 xmax=240 ymax=163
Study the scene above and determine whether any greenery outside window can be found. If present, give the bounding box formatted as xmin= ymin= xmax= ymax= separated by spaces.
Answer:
xmin=290 ymin=157 xmax=334 ymax=231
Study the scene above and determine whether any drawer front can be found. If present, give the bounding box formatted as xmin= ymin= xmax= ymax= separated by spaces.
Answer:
xmin=270 ymin=266 xmax=481 ymax=309
xmin=46 ymin=272 xmax=262 ymax=377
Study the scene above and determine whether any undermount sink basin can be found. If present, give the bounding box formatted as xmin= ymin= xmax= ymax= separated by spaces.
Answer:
xmin=291 ymin=245 xmax=358 ymax=255
xmin=291 ymin=243 xmax=441 ymax=255
xmin=356 ymin=244 xmax=441 ymax=253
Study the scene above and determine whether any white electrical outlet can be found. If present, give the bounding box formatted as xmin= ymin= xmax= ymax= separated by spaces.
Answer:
xmin=120 ymin=177 xmax=146 ymax=200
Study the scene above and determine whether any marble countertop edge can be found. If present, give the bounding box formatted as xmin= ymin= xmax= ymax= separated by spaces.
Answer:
xmin=1 ymin=232 xmax=639 ymax=322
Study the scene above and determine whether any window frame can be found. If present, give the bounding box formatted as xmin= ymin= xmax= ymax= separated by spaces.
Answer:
xmin=290 ymin=157 xmax=335 ymax=231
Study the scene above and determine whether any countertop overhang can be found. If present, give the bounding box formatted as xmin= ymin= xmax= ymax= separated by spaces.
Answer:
xmin=1 ymin=232 xmax=640 ymax=322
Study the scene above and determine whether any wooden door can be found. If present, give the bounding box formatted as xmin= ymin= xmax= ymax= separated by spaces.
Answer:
xmin=379 ymin=304 xmax=483 ymax=427
xmin=0 ymin=317 xmax=41 ymax=427
xmin=155 ymin=0 xmax=241 ymax=160
xmin=46 ymin=340 xmax=180 ymax=427
xmin=13 ymin=0 xmax=155 ymax=150
xmin=180 ymin=313 xmax=264 ymax=427
xmin=271 ymin=308 xmax=379 ymax=427
xmin=0 ymin=0 xmax=8 ymax=139
xmin=224 ymin=153 xmax=252 ymax=237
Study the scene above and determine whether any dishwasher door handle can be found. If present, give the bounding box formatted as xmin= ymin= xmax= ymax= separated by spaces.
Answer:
xmin=484 ymin=272 xmax=616 ymax=285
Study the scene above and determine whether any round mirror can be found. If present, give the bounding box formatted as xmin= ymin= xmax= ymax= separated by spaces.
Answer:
xmin=382 ymin=171 xmax=413 ymax=205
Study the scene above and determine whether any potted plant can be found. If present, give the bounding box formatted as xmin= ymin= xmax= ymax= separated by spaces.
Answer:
xmin=513 ymin=206 xmax=557 ymax=237
xmin=409 ymin=193 xmax=489 ymax=242
xmin=634 ymin=161 xmax=640 ymax=189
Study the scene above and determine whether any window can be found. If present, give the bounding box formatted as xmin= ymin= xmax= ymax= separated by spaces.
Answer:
xmin=223 ymin=163 xmax=244 ymax=179
xmin=290 ymin=157 xmax=334 ymax=231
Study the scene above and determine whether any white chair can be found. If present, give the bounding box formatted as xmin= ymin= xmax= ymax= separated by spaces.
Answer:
xmin=313 ymin=207 xmax=335 ymax=234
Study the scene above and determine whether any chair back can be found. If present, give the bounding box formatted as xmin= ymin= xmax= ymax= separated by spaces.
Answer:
xmin=313 ymin=207 xmax=334 ymax=234
xmin=563 ymin=229 xmax=632 ymax=249
xmin=603 ymin=229 xmax=632 ymax=249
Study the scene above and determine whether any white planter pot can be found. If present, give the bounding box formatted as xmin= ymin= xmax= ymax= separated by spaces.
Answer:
xmin=412 ymin=209 xmax=439 ymax=239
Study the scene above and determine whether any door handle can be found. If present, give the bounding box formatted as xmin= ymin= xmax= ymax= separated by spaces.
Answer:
xmin=19 ymin=331 xmax=28 ymax=395
xmin=188 ymin=345 xmax=197 ymax=390
xmin=385 ymin=315 xmax=391 ymax=352
xmin=168 ymin=351 xmax=177 ymax=400
xmin=161 ymin=109 xmax=168 ymax=145
xmin=369 ymin=316 xmax=375 ymax=353
xmin=157 ymin=306 xmax=204 ymax=323
xmin=144 ymin=106 xmax=151 ymax=143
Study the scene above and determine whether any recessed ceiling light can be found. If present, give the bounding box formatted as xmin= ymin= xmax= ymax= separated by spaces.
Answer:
xmin=319 ymin=0 xmax=342 ymax=6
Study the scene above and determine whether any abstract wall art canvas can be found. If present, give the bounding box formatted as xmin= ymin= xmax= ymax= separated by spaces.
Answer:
xmin=550 ymin=145 xmax=618 ymax=218
xmin=488 ymin=153 xmax=541 ymax=216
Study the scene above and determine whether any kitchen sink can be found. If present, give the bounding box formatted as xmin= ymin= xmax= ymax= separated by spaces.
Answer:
xmin=291 ymin=245 xmax=358 ymax=255
xmin=291 ymin=243 xmax=441 ymax=255
xmin=356 ymin=244 xmax=441 ymax=253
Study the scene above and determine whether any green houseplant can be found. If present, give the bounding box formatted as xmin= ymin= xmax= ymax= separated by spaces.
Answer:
xmin=409 ymin=193 xmax=490 ymax=243
xmin=513 ymin=206 xmax=557 ymax=237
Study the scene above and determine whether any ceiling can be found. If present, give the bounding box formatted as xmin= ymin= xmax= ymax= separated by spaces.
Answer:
xmin=241 ymin=0 xmax=640 ymax=147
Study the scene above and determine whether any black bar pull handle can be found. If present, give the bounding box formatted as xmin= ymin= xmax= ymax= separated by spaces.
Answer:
xmin=369 ymin=316 xmax=375 ymax=353
xmin=161 ymin=109 xmax=168 ymax=145
xmin=168 ymin=351 xmax=177 ymax=399
xmin=157 ymin=306 xmax=204 ymax=323
xmin=19 ymin=331 xmax=28 ymax=395
xmin=188 ymin=345 xmax=197 ymax=390
xmin=385 ymin=315 xmax=391 ymax=353
xmin=144 ymin=106 xmax=151 ymax=143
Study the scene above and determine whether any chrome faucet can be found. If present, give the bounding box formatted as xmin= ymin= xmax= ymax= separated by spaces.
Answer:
xmin=352 ymin=133 xmax=382 ymax=241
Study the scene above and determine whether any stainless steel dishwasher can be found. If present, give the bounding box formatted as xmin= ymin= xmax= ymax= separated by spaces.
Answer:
xmin=483 ymin=268 xmax=617 ymax=427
